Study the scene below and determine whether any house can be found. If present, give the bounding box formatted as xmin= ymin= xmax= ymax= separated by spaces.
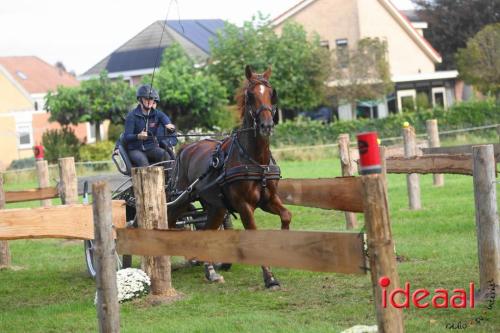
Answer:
xmin=0 ymin=56 xmax=91 ymax=169
xmin=271 ymin=0 xmax=460 ymax=120
xmin=80 ymin=19 xmax=225 ymax=83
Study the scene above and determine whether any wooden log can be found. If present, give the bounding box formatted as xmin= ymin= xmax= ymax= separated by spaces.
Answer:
xmin=0 ymin=173 xmax=11 ymax=268
xmin=0 ymin=201 xmax=126 ymax=240
xmin=93 ymin=181 xmax=120 ymax=333
xmin=338 ymin=134 xmax=358 ymax=229
xmin=426 ymin=119 xmax=444 ymax=186
xmin=36 ymin=160 xmax=52 ymax=206
xmin=5 ymin=187 xmax=59 ymax=203
xmin=472 ymin=145 xmax=500 ymax=299
xmin=58 ymin=157 xmax=78 ymax=205
xmin=117 ymin=229 xmax=366 ymax=274
xmin=403 ymin=126 xmax=421 ymax=210
xmin=362 ymin=174 xmax=404 ymax=333
xmin=422 ymin=143 xmax=500 ymax=162
xmin=277 ymin=178 xmax=364 ymax=213
xmin=386 ymin=154 xmax=473 ymax=175
xmin=131 ymin=167 xmax=175 ymax=297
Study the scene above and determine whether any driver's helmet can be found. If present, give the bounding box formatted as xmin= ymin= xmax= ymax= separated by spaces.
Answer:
xmin=136 ymin=84 xmax=160 ymax=102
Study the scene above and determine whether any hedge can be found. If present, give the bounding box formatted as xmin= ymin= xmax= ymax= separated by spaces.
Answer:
xmin=272 ymin=99 xmax=500 ymax=147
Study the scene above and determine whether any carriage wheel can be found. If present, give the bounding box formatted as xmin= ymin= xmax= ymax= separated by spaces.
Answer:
xmin=84 ymin=239 xmax=123 ymax=279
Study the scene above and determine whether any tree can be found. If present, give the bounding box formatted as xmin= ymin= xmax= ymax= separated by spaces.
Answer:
xmin=150 ymin=43 xmax=229 ymax=130
xmin=208 ymin=18 xmax=331 ymax=115
xmin=412 ymin=0 xmax=500 ymax=69
xmin=330 ymin=38 xmax=393 ymax=119
xmin=45 ymin=71 xmax=134 ymax=141
xmin=456 ymin=23 xmax=500 ymax=101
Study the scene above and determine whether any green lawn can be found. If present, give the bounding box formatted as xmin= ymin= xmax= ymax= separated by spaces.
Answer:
xmin=1 ymin=158 xmax=499 ymax=332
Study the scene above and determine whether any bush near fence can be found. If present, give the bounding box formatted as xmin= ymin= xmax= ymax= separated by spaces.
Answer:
xmin=272 ymin=99 xmax=500 ymax=147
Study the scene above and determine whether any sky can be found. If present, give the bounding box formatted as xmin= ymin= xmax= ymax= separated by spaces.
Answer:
xmin=0 ymin=0 xmax=415 ymax=75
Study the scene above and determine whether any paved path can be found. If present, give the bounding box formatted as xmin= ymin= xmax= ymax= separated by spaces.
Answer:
xmin=77 ymin=173 xmax=131 ymax=195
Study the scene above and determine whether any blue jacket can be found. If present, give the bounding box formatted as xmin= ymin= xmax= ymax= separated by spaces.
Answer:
xmin=124 ymin=105 xmax=172 ymax=151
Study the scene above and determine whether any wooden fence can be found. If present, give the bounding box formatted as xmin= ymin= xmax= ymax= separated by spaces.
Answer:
xmin=92 ymin=170 xmax=403 ymax=333
xmin=338 ymin=121 xmax=499 ymax=302
xmin=0 ymin=157 xmax=78 ymax=268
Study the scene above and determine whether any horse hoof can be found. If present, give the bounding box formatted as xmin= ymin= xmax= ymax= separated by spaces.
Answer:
xmin=267 ymin=284 xmax=281 ymax=291
xmin=205 ymin=273 xmax=225 ymax=283
xmin=204 ymin=266 xmax=225 ymax=283
xmin=265 ymin=278 xmax=281 ymax=290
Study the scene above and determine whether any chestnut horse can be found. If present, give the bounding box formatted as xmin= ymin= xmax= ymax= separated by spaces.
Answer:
xmin=168 ymin=65 xmax=291 ymax=289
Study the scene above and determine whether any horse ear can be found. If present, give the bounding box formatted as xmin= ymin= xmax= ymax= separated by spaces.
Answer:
xmin=245 ymin=65 xmax=253 ymax=80
xmin=271 ymin=88 xmax=278 ymax=105
xmin=263 ymin=66 xmax=272 ymax=80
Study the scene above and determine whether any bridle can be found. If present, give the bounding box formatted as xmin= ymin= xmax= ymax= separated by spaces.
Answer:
xmin=244 ymin=76 xmax=278 ymax=128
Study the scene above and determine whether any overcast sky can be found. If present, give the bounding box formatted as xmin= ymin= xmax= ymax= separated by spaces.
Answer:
xmin=0 ymin=0 xmax=415 ymax=75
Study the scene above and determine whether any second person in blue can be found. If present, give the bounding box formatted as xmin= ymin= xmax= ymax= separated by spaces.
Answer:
xmin=123 ymin=84 xmax=175 ymax=167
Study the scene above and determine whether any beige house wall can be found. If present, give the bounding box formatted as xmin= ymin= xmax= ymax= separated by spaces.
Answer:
xmin=356 ymin=0 xmax=435 ymax=76
xmin=0 ymin=115 xmax=31 ymax=167
xmin=0 ymin=72 xmax=32 ymax=113
xmin=273 ymin=0 xmax=361 ymax=50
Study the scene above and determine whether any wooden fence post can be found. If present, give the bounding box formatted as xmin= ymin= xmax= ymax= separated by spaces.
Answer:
xmin=132 ymin=166 xmax=177 ymax=298
xmin=338 ymin=134 xmax=357 ymax=229
xmin=403 ymin=126 xmax=421 ymax=210
xmin=0 ymin=173 xmax=11 ymax=269
xmin=362 ymin=174 xmax=404 ymax=333
xmin=472 ymin=145 xmax=500 ymax=299
xmin=93 ymin=181 xmax=120 ymax=333
xmin=426 ymin=119 xmax=444 ymax=186
xmin=36 ymin=160 xmax=52 ymax=207
xmin=58 ymin=157 xmax=78 ymax=205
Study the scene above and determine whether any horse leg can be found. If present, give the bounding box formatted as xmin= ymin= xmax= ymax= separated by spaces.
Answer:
xmin=260 ymin=195 xmax=292 ymax=230
xmin=237 ymin=203 xmax=281 ymax=290
xmin=202 ymin=206 xmax=226 ymax=283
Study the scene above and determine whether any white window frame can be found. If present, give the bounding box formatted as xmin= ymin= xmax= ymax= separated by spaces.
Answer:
xmin=87 ymin=122 xmax=97 ymax=143
xmin=432 ymin=87 xmax=447 ymax=109
xmin=397 ymin=89 xmax=416 ymax=112
xmin=16 ymin=122 xmax=34 ymax=149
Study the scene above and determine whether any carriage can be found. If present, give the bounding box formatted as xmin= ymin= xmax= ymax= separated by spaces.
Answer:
xmin=83 ymin=134 xmax=233 ymax=279
xmin=85 ymin=66 xmax=289 ymax=289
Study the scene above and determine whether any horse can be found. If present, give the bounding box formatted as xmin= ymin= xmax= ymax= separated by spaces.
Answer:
xmin=168 ymin=65 xmax=292 ymax=289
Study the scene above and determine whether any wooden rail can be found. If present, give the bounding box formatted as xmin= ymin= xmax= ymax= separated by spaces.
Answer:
xmin=277 ymin=177 xmax=364 ymax=212
xmin=422 ymin=143 xmax=500 ymax=162
xmin=5 ymin=187 xmax=59 ymax=203
xmin=386 ymin=154 xmax=474 ymax=175
xmin=0 ymin=200 xmax=126 ymax=240
xmin=117 ymin=229 xmax=366 ymax=274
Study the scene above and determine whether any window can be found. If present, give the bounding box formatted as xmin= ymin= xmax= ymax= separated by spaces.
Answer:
xmin=320 ymin=40 xmax=330 ymax=50
xmin=335 ymin=39 xmax=349 ymax=68
xmin=87 ymin=123 xmax=97 ymax=143
xmin=432 ymin=87 xmax=447 ymax=109
xmin=16 ymin=123 xmax=33 ymax=149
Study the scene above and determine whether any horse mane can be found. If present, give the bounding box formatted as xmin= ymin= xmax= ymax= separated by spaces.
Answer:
xmin=235 ymin=80 xmax=249 ymax=120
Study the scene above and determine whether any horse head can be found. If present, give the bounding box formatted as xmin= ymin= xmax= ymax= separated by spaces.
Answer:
xmin=243 ymin=65 xmax=278 ymax=137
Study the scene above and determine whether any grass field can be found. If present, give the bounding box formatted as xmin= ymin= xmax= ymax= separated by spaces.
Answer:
xmin=1 ymin=158 xmax=499 ymax=332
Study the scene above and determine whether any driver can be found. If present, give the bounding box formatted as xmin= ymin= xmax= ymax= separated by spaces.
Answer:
xmin=123 ymin=84 xmax=176 ymax=167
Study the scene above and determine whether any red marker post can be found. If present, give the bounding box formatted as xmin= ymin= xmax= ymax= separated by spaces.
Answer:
xmin=356 ymin=132 xmax=381 ymax=175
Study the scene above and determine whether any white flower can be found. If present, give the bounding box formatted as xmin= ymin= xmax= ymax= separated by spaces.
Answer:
xmin=94 ymin=268 xmax=151 ymax=304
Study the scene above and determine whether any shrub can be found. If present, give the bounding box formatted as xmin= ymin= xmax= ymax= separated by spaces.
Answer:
xmin=8 ymin=157 xmax=36 ymax=170
xmin=79 ymin=140 xmax=115 ymax=161
xmin=42 ymin=127 xmax=81 ymax=163
xmin=108 ymin=123 xmax=124 ymax=142
xmin=272 ymin=99 xmax=500 ymax=146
